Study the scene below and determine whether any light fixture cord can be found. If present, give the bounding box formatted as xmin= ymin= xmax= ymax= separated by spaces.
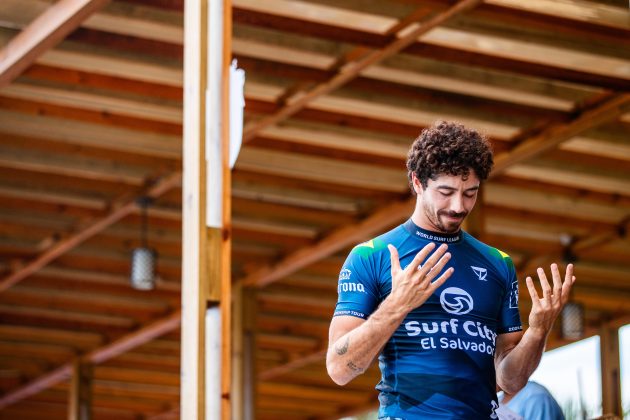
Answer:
xmin=138 ymin=196 xmax=151 ymax=248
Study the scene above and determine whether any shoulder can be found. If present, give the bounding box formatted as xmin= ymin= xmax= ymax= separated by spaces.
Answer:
xmin=462 ymin=231 xmax=515 ymax=274
xmin=521 ymin=381 xmax=554 ymax=398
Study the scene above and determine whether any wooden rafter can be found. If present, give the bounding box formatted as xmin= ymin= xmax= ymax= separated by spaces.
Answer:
xmin=0 ymin=310 xmax=181 ymax=409
xmin=241 ymin=0 xmax=484 ymax=143
xmin=519 ymin=215 xmax=630 ymax=276
xmin=241 ymin=92 xmax=630 ymax=288
xmin=259 ymin=349 xmax=327 ymax=381
xmin=493 ymin=93 xmax=630 ymax=175
xmin=0 ymin=0 xmax=111 ymax=88
xmin=241 ymin=198 xmax=411 ymax=287
xmin=0 ymin=171 xmax=182 ymax=293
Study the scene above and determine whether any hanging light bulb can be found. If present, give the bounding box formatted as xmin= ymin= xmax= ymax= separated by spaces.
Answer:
xmin=561 ymin=301 xmax=584 ymax=340
xmin=130 ymin=197 xmax=156 ymax=290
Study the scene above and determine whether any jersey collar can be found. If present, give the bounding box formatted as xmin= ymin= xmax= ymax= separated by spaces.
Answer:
xmin=403 ymin=219 xmax=463 ymax=244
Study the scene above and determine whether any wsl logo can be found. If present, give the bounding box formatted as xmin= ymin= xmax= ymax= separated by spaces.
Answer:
xmin=440 ymin=287 xmax=473 ymax=315
xmin=339 ymin=268 xmax=351 ymax=281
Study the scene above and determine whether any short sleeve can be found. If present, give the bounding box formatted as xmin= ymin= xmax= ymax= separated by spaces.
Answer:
xmin=333 ymin=245 xmax=380 ymax=320
xmin=497 ymin=252 xmax=522 ymax=334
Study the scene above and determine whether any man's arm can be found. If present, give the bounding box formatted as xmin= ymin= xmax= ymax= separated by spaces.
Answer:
xmin=495 ymin=263 xmax=576 ymax=394
xmin=327 ymin=242 xmax=453 ymax=385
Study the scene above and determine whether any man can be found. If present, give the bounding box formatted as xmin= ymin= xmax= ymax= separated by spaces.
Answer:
xmin=326 ymin=121 xmax=576 ymax=419
xmin=497 ymin=380 xmax=565 ymax=420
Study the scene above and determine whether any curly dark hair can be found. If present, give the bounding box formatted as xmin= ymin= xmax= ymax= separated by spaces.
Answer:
xmin=406 ymin=121 xmax=494 ymax=192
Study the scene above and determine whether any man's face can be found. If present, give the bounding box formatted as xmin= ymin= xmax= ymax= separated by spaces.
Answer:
xmin=413 ymin=172 xmax=480 ymax=233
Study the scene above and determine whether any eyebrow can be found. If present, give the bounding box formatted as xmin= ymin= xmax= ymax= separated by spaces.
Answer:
xmin=436 ymin=185 xmax=480 ymax=192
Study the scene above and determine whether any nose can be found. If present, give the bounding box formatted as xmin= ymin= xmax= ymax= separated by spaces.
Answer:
xmin=449 ymin=194 xmax=466 ymax=214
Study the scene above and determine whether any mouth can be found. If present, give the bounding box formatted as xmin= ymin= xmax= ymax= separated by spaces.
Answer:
xmin=441 ymin=214 xmax=466 ymax=223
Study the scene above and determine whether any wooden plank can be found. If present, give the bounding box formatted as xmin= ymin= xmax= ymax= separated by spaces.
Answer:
xmin=241 ymin=0 xmax=484 ymax=142
xmin=241 ymin=198 xmax=411 ymax=287
xmin=257 ymin=382 xmax=366 ymax=404
xmin=485 ymin=183 xmax=629 ymax=223
xmin=258 ymin=124 xmax=409 ymax=159
xmin=0 ymin=312 xmax=181 ymax=410
xmin=0 ymin=171 xmax=181 ymax=293
xmin=0 ymin=83 xmax=182 ymax=123
xmin=0 ymin=0 xmax=111 ymax=87
xmin=241 ymin=92 xmax=629 ymax=288
xmin=83 ymin=1 xmax=183 ymax=43
xmin=259 ymin=349 xmax=326 ymax=381
xmin=422 ymin=27 xmax=630 ymax=80
xmin=0 ymin=110 xmax=181 ymax=159
xmin=563 ymin=135 xmax=630 ymax=161
xmin=0 ymin=325 xmax=103 ymax=351
xmin=244 ymin=80 xmax=522 ymax=139
xmin=233 ymin=180 xmax=360 ymax=213
xmin=486 ymin=0 xmax=630 ymax=30
xmin=232 ymin=4 xmax=630 ymax=90
xmin=0 ymin=144 xmax=148 ymax=185
xmin=504 ymin=163 xmax=630 ymax=196
xmin=600 ymin=324 xmax=623 ymax=416
xmin=235 ymin=147 xmax=406 ymax=192
xmin=232 ymin=35 xmax=581 ymax=111
xmin=493 ymin=93 xmax=630 ymax=175
xmin=180 ymin=0 xmax=232 ymax=417
xmin=69 ymin=360 xmax=92 ymax=420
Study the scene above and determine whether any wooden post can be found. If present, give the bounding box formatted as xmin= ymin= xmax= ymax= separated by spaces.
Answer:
xmin=243 ymin=288 xmax=257 ymax=420
xmin=600 ymin=325 xmax=622 ymax=417
xmin=181 ymin=0 xmax=232 ymax=419
xmin=232 ymin=282 xmax=244 ymax=420
xmin=68 ymin=360 xmax=92 ymax=420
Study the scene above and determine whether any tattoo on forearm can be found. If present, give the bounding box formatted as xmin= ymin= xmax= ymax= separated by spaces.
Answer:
xmin=347 ymin=361 xmax=364 ymax=373
xmin=335 ymin=336 xmax=349 ymax=355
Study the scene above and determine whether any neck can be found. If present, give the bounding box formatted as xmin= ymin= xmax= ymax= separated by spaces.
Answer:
xmin=410 ymin=202 xmax=461 ymax=235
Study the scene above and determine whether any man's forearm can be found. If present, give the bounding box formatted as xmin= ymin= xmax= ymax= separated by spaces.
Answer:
xmin=496 ymin=328 xmax=547 ymax=394
xmin=327 ymin=298 xmax=407 ymax=385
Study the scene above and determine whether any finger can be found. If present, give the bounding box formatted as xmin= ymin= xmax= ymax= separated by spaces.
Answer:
xmin=561 ymin=264 xmax=575 ymax=302
xmin=428 ymin=267 xmax=454 ymax=292
xmin=537 ymin=267 xmax=552 ymax=298
xmin=525 ymin=276 xmax=540 ymax=306
xmin=564 ymin=263 xmax=574 ymax=285
xmin=423 ymin=252 xmax=452 ymax=284
xmin=416 ymin=243 xmax=448 ymax=278
xmin=407 ymin=242 xmax=437 ymax=273
xmin=550 ymin=263 xmax=562 ymax=297
xmin=388 ymin=244 xmax=401 ymax=273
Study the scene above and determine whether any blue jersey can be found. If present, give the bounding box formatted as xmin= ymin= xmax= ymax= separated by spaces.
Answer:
xmin=334 ymin=219 xmax=522 ymax=420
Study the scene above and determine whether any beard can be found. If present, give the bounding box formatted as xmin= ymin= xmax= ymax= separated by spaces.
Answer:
xmin=423 ymin=202 xmax=467 ymax=233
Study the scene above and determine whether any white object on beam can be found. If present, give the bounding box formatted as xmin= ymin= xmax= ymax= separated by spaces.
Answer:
xmin=229 ymin=59 xmax=245 ymax=169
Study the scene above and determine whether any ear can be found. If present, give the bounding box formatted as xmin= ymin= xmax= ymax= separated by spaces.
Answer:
xmin=411 ymin=173 xmax=423 ymax=195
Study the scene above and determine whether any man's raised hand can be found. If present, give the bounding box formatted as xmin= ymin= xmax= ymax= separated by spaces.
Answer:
xmin=525 ymin=263 xmax=576 ymax=338
xmin=387 ymin=242 xmax=454 ymax=314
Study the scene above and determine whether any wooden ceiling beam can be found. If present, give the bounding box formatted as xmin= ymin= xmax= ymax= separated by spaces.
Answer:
xmin=493 ymin=93 xmax=630 ymax=175
xmin=0 ymin=0 xmax=111 ymax=88
xmin=241 ymin=198 xmax=411 ymax=287
xmin=405 ymin=43 xmax=630 ymax=91
xmin=0 ymin=171 xmax=181 ymax=293
xmin=232 ymin=7 xmax=630 ymax=91
xmin=241 ymin=0 xmax=483 ymax=143
xmin=0 ymin=310 xmax=180 ymax=409
xmin=241 ymin=91 xmax=630 ymax=288
xmin=235 ymin=55 xmax=568 ymax=120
